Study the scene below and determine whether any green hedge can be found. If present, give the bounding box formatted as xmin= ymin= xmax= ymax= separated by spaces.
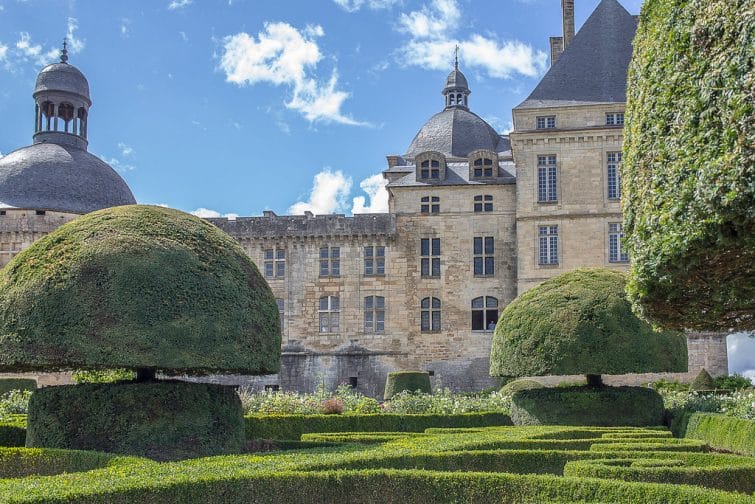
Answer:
xmin=0 ymin=447 xmax=145 ymax=478
xmin=0 ymin=415 xmax=26 ymax=447
xmin=384 ymin=371 xmax=432 ymax=400
xmin=27 ymin=382 xmax=244 ymax=460
xmin=244 ymin=412 xmax=512 ymax=440
xmin=680 ymin=413 xmax=755 ymax=456
xmin=623 ymin=0 xmax=755 ymax=331
xmin=0 ymin=379 xmax=36 ymax=395
xmin=510 ymin=386 xmax=665 ymax=426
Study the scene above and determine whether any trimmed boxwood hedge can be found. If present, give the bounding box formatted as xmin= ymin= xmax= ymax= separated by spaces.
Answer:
xmin=384 ymin=371 xmax=432 ymax=400
xmin=0 ymin=415 xmax=26 ymax=447
xmin=681 ymin=413 xmax=755 ymax=457
xmin=245 ymin=412 xmax=512 ymax=440
xmin=27 ymin=381 xmax=245 ymax=460
xmin=623 ymin=0 xmax=755 ymax=330
xmin=510 ymin=386 xmax=665 ymax=426
xmin=0 ymin=379 xmax=36 ymax=395
xmin=0 ymin=447 xmax=146 ymax=478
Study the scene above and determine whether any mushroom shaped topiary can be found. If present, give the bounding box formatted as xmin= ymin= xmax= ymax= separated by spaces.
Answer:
xmin=384 ymin=371 xmax=432 ymax=400
xmin=0 ymin=205 xmax=280 ymax=459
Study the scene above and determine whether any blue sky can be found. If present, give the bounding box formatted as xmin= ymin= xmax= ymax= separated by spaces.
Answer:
xmin=1 ymin=0 xmax=752 ymax=378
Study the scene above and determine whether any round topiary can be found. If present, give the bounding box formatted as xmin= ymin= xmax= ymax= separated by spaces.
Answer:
xmin=26 ymin=381 xmax=244 ymax=460
xmin=0 ymin=205 xmax=280 ymax=375
xmin=509 ymin=386 xmax=665 ymax=427
xmin=490 ymin=269 xmax=688 ymax=384
xmin=384 ymin=371 xmax=432 ymax=400
xmin=690 ymin=368 xmax=716 ymax=392
xmin=500 ymin=379 xmax=544 ymax=395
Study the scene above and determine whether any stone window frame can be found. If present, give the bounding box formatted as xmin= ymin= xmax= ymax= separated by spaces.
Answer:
xmin=420 ymin=196 xmax=440 ymax=214
xmin=471 ymin=296 xmax=499 ymax=332
xmin=364 ymin=245 xmax=386 ymax=276
xmin=319 ymin=246 xmax=341 ymax=277
xmin=420 ymin=296 xmax=441 ymax=332
xmin=606 ymin=112 xmax=625 ymax=126
xmin=263 ymin=247 xmax=286 ymax=279
xmin=538 ymin=224 xmax=559 ymax=266
xmin=319 ymin=295 xmax=340 ymax=334
xmin=536 ymin=115 xmax=556 ymax=129
xmin=606 ymin=151 xmax=622 ymax=200
xmin=364 ymin=295 xmax=386 ymax=333
xmin=415 ymin=151 xmax=447 ymax=182
xmin=608 ymin=222 xmax=629 ymax=263
xmin=473 ymin=194 xmax=493 ymax=213
xmin=473 ymin=236 xmax=495 ymax=276
xmin=537 ymin=154 xmax=559 ymax=203
xmin=420 ymin=238 xmax=441 ymax=278
xmin=468 ymin=149 xmax=498 ymax=179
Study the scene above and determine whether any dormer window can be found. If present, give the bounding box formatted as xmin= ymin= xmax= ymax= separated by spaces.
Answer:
xmin=420 ymin=160 xmax=440 ymax=179
xmin=468 ymin=150 xmax=498 ymax=179
xmin=415 ymin=151 xmax=446 ymax=182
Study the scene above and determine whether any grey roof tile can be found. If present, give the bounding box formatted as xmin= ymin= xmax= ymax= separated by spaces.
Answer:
xmin=405 ymin=108 xmax=505 ymax=158
xmin=386 ymin=162 xmax=515 ymax=188
xmin=208 ymin=213 xmax=396 ymax=238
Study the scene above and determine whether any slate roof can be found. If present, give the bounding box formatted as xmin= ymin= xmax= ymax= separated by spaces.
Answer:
xmin=34 ymin=63 xmax=91 ymax=103
xmin=405 ymin=108 xmax=508 ymax=158
xmin=516 ymin=0 xmax=638 ymax=109
xmin=209 ymin=213 xmax=396 ymax=238
xmin=0 ymin=143 xmax=136 ymax=214
xmin=386 ymin=161 xmax=516 ymax=188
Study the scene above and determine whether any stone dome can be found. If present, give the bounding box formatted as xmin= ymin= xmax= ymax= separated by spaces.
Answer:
xmin=34 ymin=63 xmax=91 ymax=103
xmin=0 ymin=143 xmax=136 ymax=214
xmin=444 ymin=68 xmax=468 ymax=91
xmin=405 ymin=107 xmax=502 ymax=158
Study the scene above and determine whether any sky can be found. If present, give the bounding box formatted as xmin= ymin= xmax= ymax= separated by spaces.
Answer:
xmin=0 ymin=0 xmax=752 ymax=379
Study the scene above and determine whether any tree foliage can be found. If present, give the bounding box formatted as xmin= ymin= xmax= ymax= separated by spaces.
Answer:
xmin=623 ymin=0 xmax=755 ymax=330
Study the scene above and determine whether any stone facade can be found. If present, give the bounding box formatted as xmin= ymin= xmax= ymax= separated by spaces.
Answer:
xmin=0 ymin=209 xmax=79 ymax=267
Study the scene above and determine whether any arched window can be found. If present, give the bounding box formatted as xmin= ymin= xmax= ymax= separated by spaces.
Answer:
xmin=364 ymin=296 xmax=385 ymax=333
xmin=58 ymin=103 xmax=75 ymax=133
xmin=41 ymin=101 xmax=55 ymax=131
xmin=319 ymin=295 xmax=340 ymax=333
xmin=421 ymin=297 xmax=441 ymax=332
xmin=449 ymin=94 xmax=455 ymax=105
xmin=456 ymin=93 xmax=462 ymax=105
xmin=471 ymin=296 xmax=498 ymax=331
xmin=416 ymin=152 xmax=446 ymax=181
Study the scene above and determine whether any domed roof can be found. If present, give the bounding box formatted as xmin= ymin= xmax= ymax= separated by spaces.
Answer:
xmin=0 ymin=143 xmax=136 ymax=214
xmin=405 ymin=108 xmax=502 ymax=158
xmin=34 ymin=63 xmax=90 ymax=103
xmin=444 ymin=68 xmax=468 ymax=91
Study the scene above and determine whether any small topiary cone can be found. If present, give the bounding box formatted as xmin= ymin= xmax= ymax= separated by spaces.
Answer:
xmin=690 ymin=368 xmax=716 ymax=392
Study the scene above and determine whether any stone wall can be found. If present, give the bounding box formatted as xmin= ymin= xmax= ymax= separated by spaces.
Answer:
xmin=0 ymin=209 xmax=79 ymax=267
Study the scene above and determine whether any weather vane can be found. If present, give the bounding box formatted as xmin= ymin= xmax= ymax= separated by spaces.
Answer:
xmin=60 ymin=38 xmax=69 ymax=64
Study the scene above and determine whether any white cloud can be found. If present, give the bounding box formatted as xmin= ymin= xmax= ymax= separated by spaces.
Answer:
xmin=65 ymin=17 xmax=85 ymax=54
xmin=168 ymin=0 xmax=192 ymax=10
xmin=117 ymin=142 xmax=134 ymax=157
xmin=0 ymin=44 xmax=7 ymax=61
xmin=727 ymin=332 xmax=755 ymax=383
xmin=352 ymin=174 xmax=389 ymax=213
xmin=179 ymin=31 xmax=188 ymax=43
xmin=219 ymin=22 xmax=366 ymax=125
xmin=333 ymin=0 xmax=400 ymax=13
xmin=396 ymin=0 xmax=546 ymax=80
xmin=191 ymin=207 xmax=239 ymax=219
xmin=289 ymin=169 xmax=352 ymax=215
xmin=98 ymin=155 xmax=134 ymax=173
xmin=16 ymin=32 xmax=42 ymax=58
xmin=120 ymin=18 xmax=131 ymax=37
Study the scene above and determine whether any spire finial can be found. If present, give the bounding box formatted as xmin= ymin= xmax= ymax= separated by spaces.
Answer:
xmin=454 ymin=44 xmax=459 ymax=71
xmin=60 ymin=38 xmax=69 ymax=64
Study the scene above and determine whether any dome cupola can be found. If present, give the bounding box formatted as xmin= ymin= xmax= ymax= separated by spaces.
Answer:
xmin=442 ymin=47 xmax=470 ymax=110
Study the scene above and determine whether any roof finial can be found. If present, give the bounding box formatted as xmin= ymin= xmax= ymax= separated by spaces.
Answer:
xmin=60 ymin=38 xmax=69 ymax=64
xmin=454 ymin=44 xmax=459 ymax=71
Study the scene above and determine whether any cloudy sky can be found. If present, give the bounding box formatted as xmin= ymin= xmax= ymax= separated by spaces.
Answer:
xmin=1 ymin=0 xmax=752 ymax=378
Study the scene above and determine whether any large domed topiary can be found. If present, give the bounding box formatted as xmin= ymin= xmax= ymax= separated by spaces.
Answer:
xmin=0 ymin=205 xmax=281 ymax=459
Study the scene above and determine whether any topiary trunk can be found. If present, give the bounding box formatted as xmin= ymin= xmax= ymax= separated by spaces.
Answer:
xmin=586 ymin=374 xmax=603 ymax=387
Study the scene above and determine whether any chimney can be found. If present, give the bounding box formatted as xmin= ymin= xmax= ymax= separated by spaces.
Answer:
xmin=386 ymin=155 xmax=400 ymax=169
xmin=549 ymin=36 xmax=564 ymax=66
xmin=562 ymin=0 xmax=575 ymax=48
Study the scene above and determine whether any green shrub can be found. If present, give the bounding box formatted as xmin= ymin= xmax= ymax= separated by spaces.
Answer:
xmin=27 ymin=381 xmax=244 ymax=460
xmin=623 ymin=0 xmax=755 ymax=331
xmin=383 ymin=390 xmax=510 ymax=415
xmin=0 ymin=390 xmax=32 ymax=415
xmin=651 ymin=379 xmax=689 ymax=392
xmin=490 ymin=269 xmax=687 ymax=378
xmin=0 ymin=379 xmax=36 ymax=395
xmin=690 ymin=369 xmax=716 ymax=392
xmin=680 ymin=413 xmax=755 ymax=456
xmin=510 ymin=386 xmax=665 ymax=426
xmin=384 ymin=371 xmax=431 ymax=400
xmin=714 ymin=375 xmax=753 ymax=391
xmin=72 ymin=369 xmax=135 ymax=383
xmin=500 ymin=379 xmax=543 ymax=395
xmin=0 ymin=416 xmax=26 ymax=447
xmin=0 ymin=447 xmax=145 ymax=478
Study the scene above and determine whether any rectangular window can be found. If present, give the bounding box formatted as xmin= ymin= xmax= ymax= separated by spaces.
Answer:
xmin=364 ymin=295 xmax=385 ymax=333
xmin=473 ymin=195 xmax=493 ymax=213
xmin=364 ymin=246 xmax=386 ymax=275
xmin=319 ymin=247 xmax=340 ymax=277
xmin=607 ymin=151 xmax=622 ymax=200
xmin=319 ymin=296 xmax=340 ymax=333
xmin=420 ymin=238 xmax=440 ymax=277
xmin=537 ymin=155 xmax=558 ymax=202
xmin=473 ymin=236 xmax=495 ymax=276
xmin=420 ymin=297 xmax=441 ymax=332
xmin=420 ymin=196 xmax=440 ymax=214
xmin=536 ymin=116 xmax=556 ymax=129
xmin=606 ymin=112 xmax=625 ymax=126
xmin=538 ymin=225 xmax=559 ymax=265
xmin=420 ymin=160 xmax=441 ymax=179
xmin=609 ymin=223 xmax=629 ymax=263
xmin=264 ymin=248 xmax=285 ymax=279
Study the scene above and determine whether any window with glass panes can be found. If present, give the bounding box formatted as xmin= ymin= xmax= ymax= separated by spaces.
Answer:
xmin=319 ymin=246 xmax=340 ymax=277
xmin=536 ymin=116 xmax=556 ymax=129
xmin=364 ymin=246 xmax=385 ymax=275
xmin=606 ymin=112 xmax=624 ymax=125
xmin=471 ymin=296 xmax=499 ymax=331
xmin=472 ymin=157 xmax=494 ymax=177
xmin=607 ymin=152 xmax=622 ymax=200
xmin=364 ymin=296 xmax=385 ymax=333
xmin=318 ymin=295 xmax=340 ymax=333
xmin=538 ymin=155 xmax=558 ymax=202
xmin=264 ymin=248 xmax=285 ymax=278
xmin=538 ymin=225 xmax=559 ymax=265
xmin=609 ymin=223 xmax=629 ymax=263
xmin=420 ymin=238 xmax=440 ymax=277
xmin=420 ymin=159 xmax=440 ymax=179
xmin=420 ymin=297 xmax=441 ymax=332
xmin=473 ymin=195 xmax=493 ymax=212
xmin=473 ymin=237 xmax=494 ymax=276
xmin=420 ymin=196 xmax=440 ymax=214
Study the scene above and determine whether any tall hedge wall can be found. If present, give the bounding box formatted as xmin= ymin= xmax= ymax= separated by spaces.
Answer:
xmin=623 ymin=0 xmax=755 ymax=330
